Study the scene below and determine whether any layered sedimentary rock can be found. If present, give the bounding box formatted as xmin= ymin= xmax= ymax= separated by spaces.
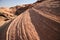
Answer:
xmin=0 ymin=7 xmax=15 ymax=40
xmin=10 ymin=4 xmax=33 ymax=15
xmin=0 ymin=4 xmax=32 ymax=21
xmin=6 ymin=0 xmax=60 ymax=40
xmin=0 ymin=7 xmax=16 ymax=20
xmin=0 ymin=4 xmax=34 ymax=40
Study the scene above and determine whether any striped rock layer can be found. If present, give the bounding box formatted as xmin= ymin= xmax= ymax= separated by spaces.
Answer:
xmin=6 ymin=0 xmax=60 ymax=40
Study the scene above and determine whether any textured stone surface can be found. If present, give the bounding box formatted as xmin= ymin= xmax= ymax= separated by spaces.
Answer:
xmin=0 ymin=0 xmax=60 ymax=40
xmin=6 ymin=0 xmax=60 ymax=40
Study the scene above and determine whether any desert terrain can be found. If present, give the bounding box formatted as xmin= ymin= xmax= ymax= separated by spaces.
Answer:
xmin=0 ymin=0 xmax=60 ymax=40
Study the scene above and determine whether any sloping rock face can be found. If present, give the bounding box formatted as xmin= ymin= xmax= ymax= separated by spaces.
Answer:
xmin=0 ymin=7 xmax=16 ymax=20
xmin=0 ymin=4 xmax=33 ymax=27
xmin=0 ymin=7 xmax=16 ymax=40
xmin=0 ymin=20 xmax=12 ymax=40
xmin=6 ymin=0 xmax=60 ymax=40
xmin=0 ymin=4 xmax=32 ymax=21
xmin=10 ymin=4 xmax=33 ymax=15
xmin=0 ymin=5 xmax=30 ymax=21
xmin=9 ymin=5 xmax=23 ymax=14
xmin=0 ymin=7 xmax=16 ymax=29
xmin=0 ymin=4 xmax=33 ymax=40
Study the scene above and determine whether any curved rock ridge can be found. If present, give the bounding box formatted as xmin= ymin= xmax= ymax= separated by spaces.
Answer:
xmin=0 ymin=2 xmax=35 ymax=40
xmin=6 ymin=0 xmax=60 ymax=40
xmin=0 ymin=7 xmax=16 ymax=21
xmin=0 ymin=4 xmax=33 ymax=22
xmin=0 ymin=4 xmax=33 ymax=29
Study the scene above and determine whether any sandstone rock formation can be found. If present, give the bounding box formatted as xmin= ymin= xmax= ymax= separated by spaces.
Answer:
xmin=0 ymin=7 xmax=16 ymax=29
xmin=0 ymin=4 xmax=33 ymax=28
xmin=6 ymin=0 xmax=60 ymax=40
xmin=0 ymin=0 xmax=60 ymax=40
xmin=10 ymin=4 xmax=33 ymax=15
xmin=0 ymin=3 xmax=33 ymax=40
xmin=0 ymin=7 xmax=16 ymax=20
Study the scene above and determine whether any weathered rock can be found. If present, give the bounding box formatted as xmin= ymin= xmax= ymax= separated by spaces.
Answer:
xmin=10 ymin=4 xmax=33 ymax=16
xmin=0 ymin=7 xmax=16 ymax=20
xmin=0 ymin=20 xmax=12 ymax=40
xmin=0 ymin=7 xmax=16 ymax=40
xmin=6 ymin=0 xmax=60 ymax=40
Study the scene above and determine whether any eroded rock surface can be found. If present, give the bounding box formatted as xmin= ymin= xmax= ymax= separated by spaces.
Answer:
xmin=6 ymin=0 xmax=60 ymax=40
xmin=0 ymin=0 xmax=60 ymax=40
xmin=0 ymin=3 xmax=34 ymax=40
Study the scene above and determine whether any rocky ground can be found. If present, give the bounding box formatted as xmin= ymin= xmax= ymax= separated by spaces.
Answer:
xmin=0 ymin=4 xmax=33 ymax=40
xmin=0 ymin=4 xmax=32 ymax=27
xmin=0 ymin=0 xmax=60 ymax=40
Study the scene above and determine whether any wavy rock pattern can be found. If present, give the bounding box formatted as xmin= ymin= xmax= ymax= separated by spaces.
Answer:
xmin=1 ymin=0 xmax=60 ymax=40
